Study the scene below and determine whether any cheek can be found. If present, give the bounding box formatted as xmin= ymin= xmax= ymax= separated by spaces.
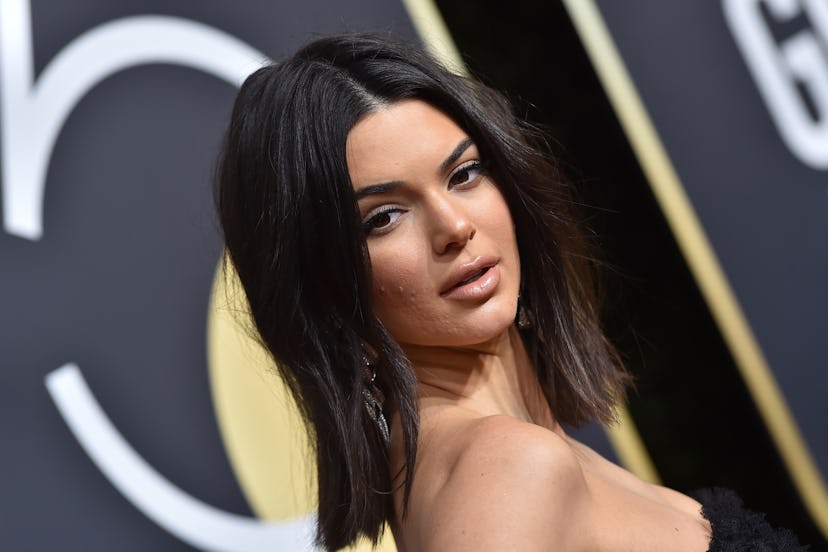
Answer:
xmin=373 ymin=273 xmax=420 ymax=304
xmin=480 ymin=188 xmax=519 ymax=259
xmin=368 ymin=240 xmax=456 ymax=346
xmin=369 ymin=247 xmax=427 ymax=318
xmin=489 ymin=191 xmax=516 ymax=234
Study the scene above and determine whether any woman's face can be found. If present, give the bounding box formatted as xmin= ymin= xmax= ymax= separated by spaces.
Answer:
xmin=346 ymin=99 xmax=521 ymax=348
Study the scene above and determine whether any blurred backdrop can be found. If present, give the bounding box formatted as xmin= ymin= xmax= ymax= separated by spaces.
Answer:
xmin=1 ymin=0 xmax=825 ymax=550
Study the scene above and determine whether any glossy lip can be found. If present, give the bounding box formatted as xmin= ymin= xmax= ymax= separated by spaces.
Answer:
xmin=440 ymin=256 xmax=500 ymax=298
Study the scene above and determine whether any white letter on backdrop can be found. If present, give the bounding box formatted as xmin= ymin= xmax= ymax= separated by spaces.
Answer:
xmin=0 ymin=0 xmax=265 ymax=239
xmin=723 ymin=0 xmax=828 ymax=169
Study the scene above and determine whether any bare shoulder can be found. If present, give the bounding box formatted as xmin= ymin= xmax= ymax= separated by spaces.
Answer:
xmin=414 ymin=415 xmax=593 ymax=551
xmin=453 ymin=415 xmax=581 ymax=477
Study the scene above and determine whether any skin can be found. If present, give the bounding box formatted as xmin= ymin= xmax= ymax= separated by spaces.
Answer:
xmin=347 ymin=99 xmax=711 ymax=552
xmin=347 ymin=101 xmax=521 ymax=349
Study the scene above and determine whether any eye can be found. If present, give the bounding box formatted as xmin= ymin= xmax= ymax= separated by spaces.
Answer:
xmin=362 ymin=206 xmax=404 ymax=235
xmin=448 ymin=160 xmax=486 ymax=189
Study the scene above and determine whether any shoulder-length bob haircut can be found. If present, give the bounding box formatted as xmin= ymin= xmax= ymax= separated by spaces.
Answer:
xmin=216 ymin=33 xmax=628 ymax=551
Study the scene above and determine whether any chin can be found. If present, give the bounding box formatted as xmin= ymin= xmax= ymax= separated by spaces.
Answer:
xmin=378 ymin=289 xmax=520 ymax=348
xmin=456 ymin=316 xmax=518 ymax=347
xmin=420 ymin=301 xmax=519 ymax=348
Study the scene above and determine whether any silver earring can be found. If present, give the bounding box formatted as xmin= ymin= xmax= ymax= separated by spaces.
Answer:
xmin=363 ymin=357 xmax=390 ymax=446
xmin=517 ymin=296 xmax=531 ymax=329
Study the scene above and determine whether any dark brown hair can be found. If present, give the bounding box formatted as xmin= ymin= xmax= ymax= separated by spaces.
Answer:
xmin=216 ymin=32 xmax=628 ymax=551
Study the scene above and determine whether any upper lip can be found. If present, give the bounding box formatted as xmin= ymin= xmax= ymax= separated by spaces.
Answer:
xmin=440 ymin=256 xmax=498 ymax=295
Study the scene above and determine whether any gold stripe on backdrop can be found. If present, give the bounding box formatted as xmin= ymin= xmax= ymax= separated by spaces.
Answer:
xmin=402 ymin=0 xmax=661 ymax=485
xmin=400 ymin=0 xmax=468 ymax=76
xmin=561 ymin=0 xmax=828 ymax=538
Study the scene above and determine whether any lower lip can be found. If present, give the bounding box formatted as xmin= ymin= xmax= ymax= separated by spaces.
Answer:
xmin=441 ymin=264 xmax=500 ymax=301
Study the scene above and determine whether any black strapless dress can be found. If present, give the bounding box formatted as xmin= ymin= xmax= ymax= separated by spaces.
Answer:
xmin=694 ymin=488 xmax=809 ymax=551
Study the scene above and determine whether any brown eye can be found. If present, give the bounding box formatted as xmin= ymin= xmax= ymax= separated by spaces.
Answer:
xmin=369 ymin=212 xmax=391 ymax=228
xmin=363 ymin=208 xmax=403 ymax=235
xmin=448 ymin=161 xmax=484 ymax=189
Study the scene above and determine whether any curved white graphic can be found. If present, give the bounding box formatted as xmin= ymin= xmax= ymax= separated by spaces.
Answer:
xmin=46 ymin=364 xmax=319 ymax=552
xmin=0 ymin=0 xmax=267 ymax=239
xmin=0 ymin=0 xmax=323 ymax=547
xmin=723 ymin=0 xmax=828 ymax=169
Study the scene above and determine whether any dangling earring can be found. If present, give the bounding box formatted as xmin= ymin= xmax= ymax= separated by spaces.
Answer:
xmin=363 ymin=356 xmax=390 ymax=446
xmin=517 ymin=295 xmax=532 ymax=329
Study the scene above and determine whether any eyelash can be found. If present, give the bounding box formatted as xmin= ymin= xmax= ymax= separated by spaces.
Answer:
xmin=361 ymin=158 xmax=488 ymax=236
xmin=448 ymin=160 xmax=487 ymax=189
xmin=362 ymin=205 xmax=404 ymax=236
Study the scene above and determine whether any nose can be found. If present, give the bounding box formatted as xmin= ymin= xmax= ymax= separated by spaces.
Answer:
xmin=428 ymin=192 xmax=476 ymax=255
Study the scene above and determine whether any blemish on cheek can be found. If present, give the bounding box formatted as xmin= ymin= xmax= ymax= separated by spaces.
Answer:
xmin=398 ymin=286 xmax=404 ymax=294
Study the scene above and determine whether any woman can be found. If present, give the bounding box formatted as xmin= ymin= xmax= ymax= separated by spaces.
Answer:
xmin=216 ymin=33 xmax=805 ymax=551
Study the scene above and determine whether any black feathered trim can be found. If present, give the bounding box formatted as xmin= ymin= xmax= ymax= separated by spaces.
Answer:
xmin=693 ymin=488 xmax=808 ymax=552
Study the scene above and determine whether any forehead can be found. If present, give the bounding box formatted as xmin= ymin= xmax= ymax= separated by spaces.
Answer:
xmin=346 ymin=99 xmax=469 ymax=188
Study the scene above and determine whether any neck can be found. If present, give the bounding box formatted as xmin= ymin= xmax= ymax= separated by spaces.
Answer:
xmin=403 ymin=326 xmax=554 ymax=428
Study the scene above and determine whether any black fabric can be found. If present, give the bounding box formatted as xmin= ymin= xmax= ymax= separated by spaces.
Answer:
xmin=694 ymin=488 xmax=808 ymax=552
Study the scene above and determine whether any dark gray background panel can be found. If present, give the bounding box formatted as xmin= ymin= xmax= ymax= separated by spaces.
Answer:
xmin=594 ymin=0 xmax=828 ymax=482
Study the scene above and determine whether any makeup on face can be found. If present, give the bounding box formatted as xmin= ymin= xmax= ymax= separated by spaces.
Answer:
xmin=347 ymin=99 xmax=521 ymax=348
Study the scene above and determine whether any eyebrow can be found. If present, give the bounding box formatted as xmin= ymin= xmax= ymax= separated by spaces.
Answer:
xmin=353 ymin=137 xmax=475 ymax=200
xmin=440 ymin=137 xmax=474 ymax=172
xmin=354 ymin=180 xmax=403 ymax=200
